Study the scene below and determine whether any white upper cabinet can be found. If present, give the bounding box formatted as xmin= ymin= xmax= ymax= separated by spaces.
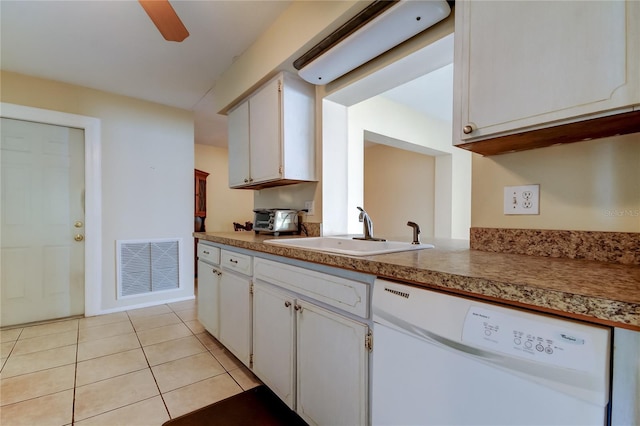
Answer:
xmin=227 ymin=72 xmax=316 ymax=189
xmin=249 ymin=78 xmax=282 ymax=184
xmin=453 ymin=0 xmax=640 ymax=155
xmin=227 ymin=101 xmax=250 ymax=188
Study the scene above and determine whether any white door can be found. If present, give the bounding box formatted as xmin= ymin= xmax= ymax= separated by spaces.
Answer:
xmin=1 ymin=118 xmax=85 ymax=326
xmin=296 ymin=300 xmax=368 ymax=426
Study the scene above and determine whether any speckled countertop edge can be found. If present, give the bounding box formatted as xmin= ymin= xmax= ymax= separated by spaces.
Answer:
xmin=194 ymin=232 xmax=640 ymax=330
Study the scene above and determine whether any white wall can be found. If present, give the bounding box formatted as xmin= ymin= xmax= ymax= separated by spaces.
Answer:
xmin=100 ymin=103 xmax=193 ymax=311
xmin=321 ymin=100 xmax=349 ymax=235
xmin=253 ymin=181 xmax=318 ymax=213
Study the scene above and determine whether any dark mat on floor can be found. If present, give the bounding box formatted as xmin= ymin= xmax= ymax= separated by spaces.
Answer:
xmin=163 ymin=385 xmax=308 ymax=426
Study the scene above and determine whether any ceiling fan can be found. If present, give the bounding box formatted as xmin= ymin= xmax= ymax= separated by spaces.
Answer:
xmin=139 ymin=0 xmax=189 ymax=42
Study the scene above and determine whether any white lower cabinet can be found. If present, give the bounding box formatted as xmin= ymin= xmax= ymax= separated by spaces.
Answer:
xmin=196 ymin=259 xmax=221 ymax=338
xmin=252 ymin=258 xmax=371 ymax=425
xmin=252 ymin=283 xmax=296 ymax=407
xmin=295 ymin=299 xmax=368 ymax=426
xmin=218 ymin=250 xmax=253 ymax=368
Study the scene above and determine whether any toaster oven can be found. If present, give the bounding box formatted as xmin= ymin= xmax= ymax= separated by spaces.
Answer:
xmin=253 ymin=209 xmax=299 ymax=235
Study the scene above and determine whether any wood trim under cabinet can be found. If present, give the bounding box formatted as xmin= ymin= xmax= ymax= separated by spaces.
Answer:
xmin=458 ymin=110 xmax=640 ymax=156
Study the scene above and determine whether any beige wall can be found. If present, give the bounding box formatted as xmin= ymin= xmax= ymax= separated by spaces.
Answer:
xmin=364 ymin=144 xmax=435 ymax=239
xmin=213 ymin=1 xmax=365 ymax=113
xmin=194 ymin=144 xmax=254 ymax=232
xmin=1 ymin=70 xmax=196 ymax=312
xmin=346 ymin=96 xmax=471 ymax=239
xmin=471 ymin=134 xmax=640 ymax=232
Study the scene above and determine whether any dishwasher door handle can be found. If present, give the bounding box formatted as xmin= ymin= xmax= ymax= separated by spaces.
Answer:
xmin=374 ymin=312 xmax=598 ymax=393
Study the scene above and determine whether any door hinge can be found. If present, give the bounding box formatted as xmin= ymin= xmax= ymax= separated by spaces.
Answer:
xmin=250 ymin=353 xmax=254 ymax=368
xmin=365 ymin=330 xmax=373 ymax=352
xmin=278 ymin=165 xmax=283 ymax=175
xmin=250 ymin=282 xmax=254 ymax=295
xmin=278 ymin=80 xmax=282 ymax=93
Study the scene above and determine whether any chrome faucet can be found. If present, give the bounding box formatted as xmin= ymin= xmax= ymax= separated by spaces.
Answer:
xmin=354 ymin=207 xmax=386 ymax=241
xmin=407 ymin=221 xmax=421 ymax=245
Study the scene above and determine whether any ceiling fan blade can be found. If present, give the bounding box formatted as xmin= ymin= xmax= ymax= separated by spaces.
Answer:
xmin=139 ymin=0 xmax=189 ymax=42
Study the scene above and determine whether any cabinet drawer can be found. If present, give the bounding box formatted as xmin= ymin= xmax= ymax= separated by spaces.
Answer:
xmin=197 ymin=243 xmax=220 ymax=265
xmin=221 ymin=250 xmax=253 ymax=276
xmin=254 ymin=258 xmax=369 ymax=318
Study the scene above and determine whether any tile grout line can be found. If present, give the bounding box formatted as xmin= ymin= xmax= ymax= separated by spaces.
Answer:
xmin=71 ymin=321 xmax=79 ymax=425
xmin=2 ymin=301 xmax=251 ymax=423
xmin=129 ymin=305 xmax=173 ymax=421
xmin=3 ymin=302 xmax=208 ymax=422
xmin=0 ymin=327 xmax=23 ymax=374
xmin=72 ymin=311 xmax=170 ymax=424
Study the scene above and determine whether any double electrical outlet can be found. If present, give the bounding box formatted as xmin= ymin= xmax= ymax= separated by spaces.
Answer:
xmin=304 ymin=200 xmax=315 ymax=216
xmin=504 ymin=185 xmax=540 ymax=215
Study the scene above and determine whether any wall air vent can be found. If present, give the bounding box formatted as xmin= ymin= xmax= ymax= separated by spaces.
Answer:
xmin=117 ymin=239 xmax=181 ymax=298
xmin=294 ymin=0 xmax=451 ymax=85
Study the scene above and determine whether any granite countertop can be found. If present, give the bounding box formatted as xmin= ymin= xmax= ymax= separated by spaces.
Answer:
xmin=194 ymin=232 xmax=640 ymax=331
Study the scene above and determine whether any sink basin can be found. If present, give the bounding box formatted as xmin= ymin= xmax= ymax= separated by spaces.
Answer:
xmin=264 ymin=237 xmax=434 ymax=256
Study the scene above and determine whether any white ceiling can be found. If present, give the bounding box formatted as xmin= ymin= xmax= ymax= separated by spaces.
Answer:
xmin=1 ymin=0 xmax=291 ymax=146
xmin=1 ymin=0 xmax=452 ymax=148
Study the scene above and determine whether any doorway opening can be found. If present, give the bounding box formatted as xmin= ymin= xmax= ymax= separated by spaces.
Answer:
xmin=321 ymin=33 xmax=471 ymax=240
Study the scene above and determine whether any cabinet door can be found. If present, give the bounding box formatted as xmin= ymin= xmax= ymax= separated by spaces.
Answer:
xmin=252 ymin=282 xmax=296 ymax=408
xmin=228 ymin=101 xmax=250 ymax=187
xmin=196 ymin=260 xmax=220 ymax=338
xmin=249 ymin=77 xmax=282 ymax=184
xmin=218 ymin=270 xmax=251 ymax=367
xmin=455 ymin=1 xmax=639 ymax=143
xmin=296 ymin=300 xmax=368 ymax=426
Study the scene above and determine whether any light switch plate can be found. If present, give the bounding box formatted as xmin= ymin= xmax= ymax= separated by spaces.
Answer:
xmin=504 ymin=185 xmax=540 ymax=215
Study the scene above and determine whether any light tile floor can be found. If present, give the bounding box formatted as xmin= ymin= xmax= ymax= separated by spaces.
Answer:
xmin=0 ymin=299 xmax=261 ymax=425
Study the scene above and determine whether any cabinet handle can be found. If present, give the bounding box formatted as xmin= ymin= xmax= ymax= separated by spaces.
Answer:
xmin=284 ymin=301 xmax=292 ymax=308
xmin=211 ymin=268 xmax=222 ymax=276
xmin=462 ymin=125 xmax=474 ymax=134
xmin=244 ymin=178 xmax=249 ymax=183
xmin=294 ymin=304 xmax=303 ymax=313
xmin=203 ymin=250 xmax=210 ymax=255
xmin=229 ymin=259 xmax=238 ymax=264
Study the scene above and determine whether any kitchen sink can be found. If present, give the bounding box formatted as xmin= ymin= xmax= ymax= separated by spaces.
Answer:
xmin=264 ymin=236 xmax=434 ymax=256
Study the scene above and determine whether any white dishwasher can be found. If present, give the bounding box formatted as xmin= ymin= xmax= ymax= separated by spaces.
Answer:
xmin=372 ymin=279 xmax=611 ymax=426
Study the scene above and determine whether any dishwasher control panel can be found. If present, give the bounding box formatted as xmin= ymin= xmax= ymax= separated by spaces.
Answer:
xmin=462 ymin=307 xmax=594 ymax=371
